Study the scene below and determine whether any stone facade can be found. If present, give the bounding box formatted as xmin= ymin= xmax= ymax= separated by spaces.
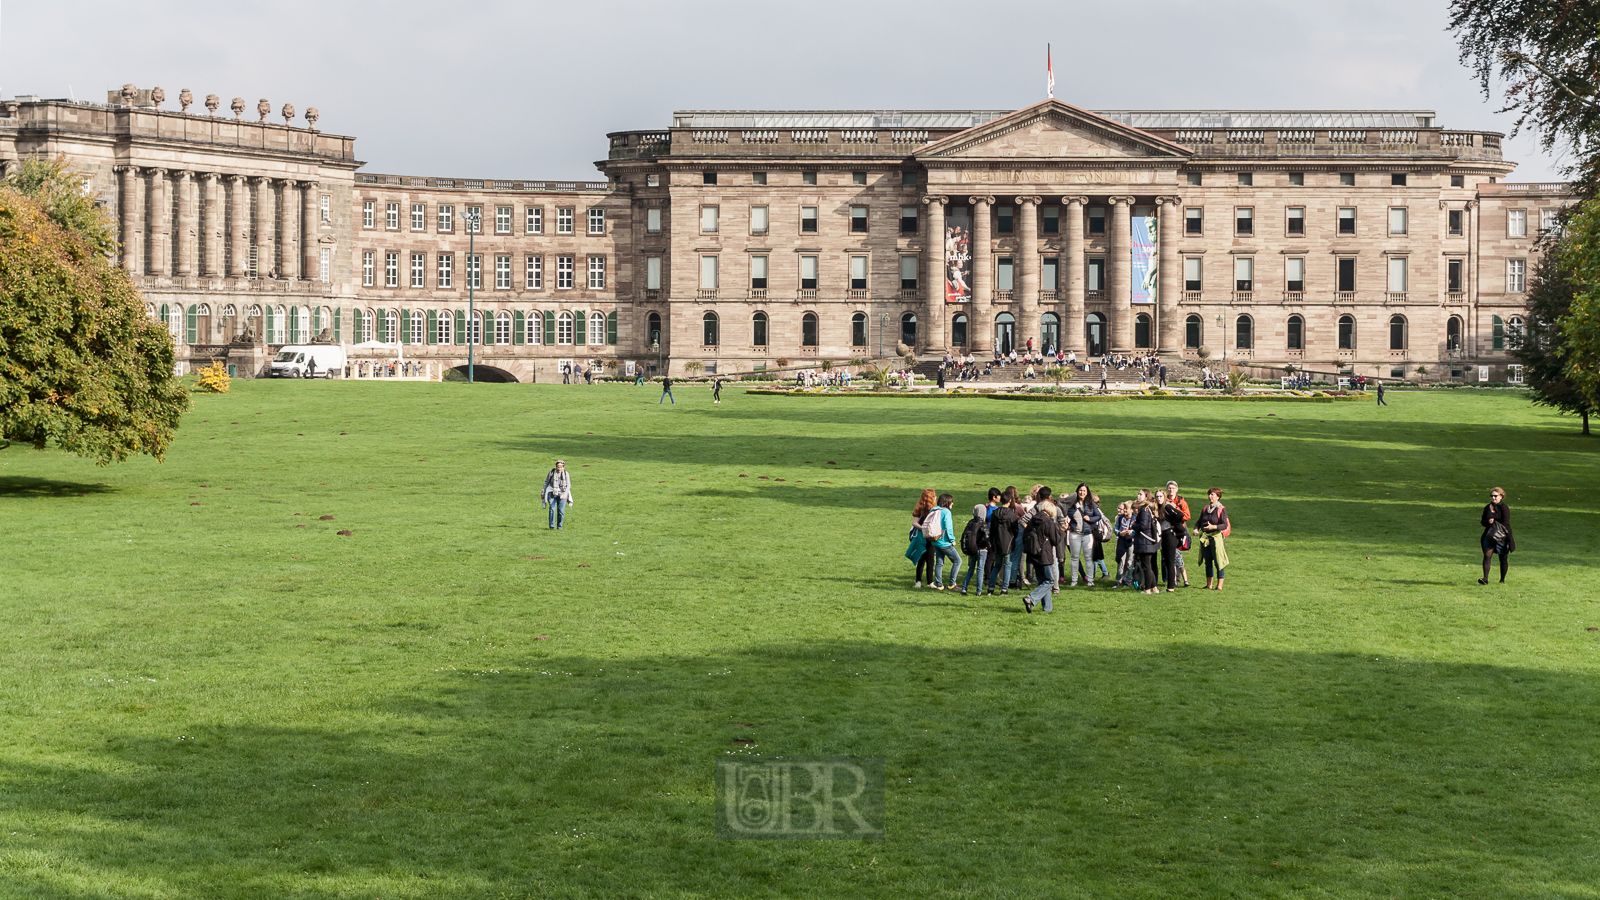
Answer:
xmin=0 ymin=92 xmax=1562 ymax=382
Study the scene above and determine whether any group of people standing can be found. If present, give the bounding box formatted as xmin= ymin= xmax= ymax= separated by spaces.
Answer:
xmin=906 ymin=481 xmax=1232 ymax=613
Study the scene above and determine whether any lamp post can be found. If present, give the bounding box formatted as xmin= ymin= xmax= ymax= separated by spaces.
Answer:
xmin=1215 ymin=314 xmax=1225 ymax=362
xmin=463 ymin=207 xmax=482 ymax=383
xmin=879 ymin=313 xmax=888 ymax=360
xmin=652 ymin=339 xmax=661 ymax=378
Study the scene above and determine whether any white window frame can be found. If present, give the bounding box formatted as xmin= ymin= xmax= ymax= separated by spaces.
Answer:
xmin=384 ymin=251 xmax=399 ymax=288
xmin=1234 ymin=257 xmax=1253 ymax=291
xmin=1507 ymin=258 xmax=1526 ymax=292
xmin=750 ymin=205 xmax=769 ymax=234
xmin=527 ymin=311 xmax=544 ymax=345
xmin=465 ymin=206 xmax=483 ymax=234
xmin=1507 ymin=364 xmax=1524 ymax=384
xmin=646 ymin=256 xmax=662 ymax=290
xmin=527 ymin=256 xmax=543 ymax=289
xmin=438 ymin=253 xmax=454 ymax=289
xmin=700 ymin=255 xmax=719 ymax=289
xmin=411 ymin=252 xmax=425 ymax=288
xmin=319 ymin=247 xmax=330 ymax=283
xmin=320 ymin=194 xmax=331 ymax=224
xmin=646 ymin=208 xmax=662 ymax=234
xmin=362 ymin=250 xmax=374 ymax=287
xmin=362 ymin=200 xmax=374 ymax=229
xmin=588 ymin=256 xmax=606 ymax=290
xmin=468 ymin=254 xmax=483 ymax=290
xmin=527 ymin=206 xmax=543 ymax=234
xmin=437 ymin=310 xmax=454 ymax=345
xmin=385 ymin=202 xmax=399 ymax=230
xmin=411 ymin=203 xmax=425 ymax=231
xmin=588 ymin=208 xmax=606 ymax=235
xmin=495 ymin=255 xmax=512 ymax=290
xmin=496 ymin=206 xmax=512 ymax=234
xmin=438 ymin=205 xmax=454 ymax=232
xmin=589 ymin=312 xmax=605 ymax=345
xmin=557 ymin=311 xmax=575 ymax=345
xmin=1388 ymin=257 xmax=1408 ymax=292
xmin=1508 ymin=209 xmax=1527 ymax=238
xmin=1388 ymin=207 xmax=1408 ymax=235
xmin=495 ymin=311 xmax=512 ymax=345
xmin=701 ymin=205 xmax=719 ymax=233
xmin=557 ymin=208 xmax=574 ymax=235
xmin=557 ymin=256 xmax=574 ymax=290
xmin=410 ymin=310 xmax=425 ymax=345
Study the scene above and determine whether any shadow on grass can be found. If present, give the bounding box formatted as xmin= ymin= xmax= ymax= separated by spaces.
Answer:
xmin=7 ymin=642 xmax=1599 ymax=899
xmin=0 ymin=477 xmax=117 ymax=498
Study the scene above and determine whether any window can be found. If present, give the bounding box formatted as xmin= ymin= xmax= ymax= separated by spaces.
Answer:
xmin=438 ymin=205 xmax=454 ymax=232
xmin=467 ymin=254 xmax=482 ymax=290
xmin=700 ymin=255 xmax=719 ymax=290
xmin=900 ymin=313 xmax=917 ymax=347
xmin=1338 ymin=207 xmax=1356 ymax=235
xmin=1448 ymin=316 xmax=1463 ymax=351
xmin=702 ymin=311 xmax=719 ymax=346
xmin=1185 ymin=314 xmax=1202 ymax=349
xmin=1448 ymin=258 xmax=1463 ymax=293
xmin=557 ymin=256 xmax=574 ymax=290
xmin=1087 ymin=258 xmax=1105 ymax=291
xmin=753 ymin=311 xmax=769 ymax=346
xmin=1238 ymin=172 xmax=1253 ymax=186
xmin=1392 ymin=173 xmax=1407 ymax=186
xmin=646 ymin=174 xmax=660 ymax=187
xmin=850 ymin=206 xmax=869 ymax=233
xmin=1507 ymin=316 xmax=1525 ymax=350
xmin=1389 ymin=314 xmax=1407 ymax=350
xmin=951 ymin=313 xmax=968 ymax=346
xmin=437 ymin=309 xmax=454 ymax=345
xmin=320 ymin=194 xmax=331 ymax=223
xmin=996 ymin=257 xmax=1014 ymax=291
xmin=1541 ymin=208 xmax=1560 ymax=233
xmin=1286 ymin=257 xmax=1305 ymax=292
xmin=1287 ymin=315 xmax=1304 ymax=350
xmin=901 ymin=256 xmax=918 ymax=290
xmin=1337 ymin=258 xmax=1356 ymax=292
xmin=753 ymin=172 xmax=767 ymax=185
xmin=385 ymin=202 xmax=399 ymax=229
xmin=802 ymin=172 xmax=817 ymax=185
xmin=751 ymin=206 xmax=769 ymax=234
xmin=1042 ymin=257 xmax=1059 ymax=290
xmin=1507 ymin=258 xmax=1526 ymax=292
xmin=1340 ymin=172 xmax=1355 ymax=186
xmin=750 ymin=256 xmax=767 ymax=289
xmin=646 ymin=256 xmax=661 ymax=290
xmin=1508 ymin=364 xmax=1525 ymax=384
xmin=1287 ymin=207 xmax=1305 ymax=235
xmin=384 ymin=252 xmax=399 ymax=288
xmin=527 ymin=206 xmax=543 ymax=234
xmin=1493 ymin=314 xmax=1505 ymax=350
xmin=1449 ymin=209 xmax=1464 ymax=235
xmin=589 ymin=312 xmax=605 ymax=345
xmin=362 ymin=250 xmax=374 ymax=287
xmin=1042 ymin=206 xmax=1059 ymax=234
xmin=466 ymin=206 xmax=482 ymax=234
xmin=557 ymin=311 xmax=574 ymax=345
xmin=1508 ymin=209 xmax=1527 ymax=237
xmin=801 ymin=207 xmax=818 ymax=233
xmin=1187 ymin=172 xmax=1202 ymax=186
xmin=1388 ymin=258 xmax=1408 ymax=292
xmin=802 ymin=312 xmax=819 ymax=346
xmin=902 ymin=171 xmax=917 ymax=186
xmin=647 ymin=312 xmax=661 ymax=346
xmin=996 ymin=206 xmax=1014 ymax=234
xmin=495 ymin=206 xmax=512 ymax=234
xmin=1088 ymin=206 xmax=1106 ymax=234
xmin=319 ymin=247 xmax=330 ymax=283
xmin=1184 ymin=257 xmax=1202 ymax=291
xmin=852 ymin=171 xmax=867 ymax=185
xmin=588 ymin=208 xmax=606 ymax=235
xmin=588 ymin=256 xmax=606 ymax=289
xmin=1235 ymin=257 xmax=1253 ymax=292
xmin=496 ymin=255 xmax=512 ymax=290
xmin=557 ymin=208 xmax=574 ymax=234
xmin=1452 ymin=175 xmax=1465 ymax=187
xmin=1185 ymin=207 xmax=1203 ymax=235
xmin=800 ymin=256 xmax=818 ymax=290
xmin=1235 ymin=207 xmax=1253 ymax=235
xmin=1235 ymin=315 xmax=1253 ymax=350
xmin=1289 ymin=172 xmax=1304 ymax=186
xmin=1135 ymin=313 xmax=1152 ymax=349
xmin=359 ymin=309 xmax=372 ymax=343
xmin=497 ymin=311 xmax=513 ymax=345
xmin=412 ymin=203 xmax=425 ymax=231
xmin=363 ymin=200 xmax=374 ymax=229
xmin=850 ymin=312 xmax=866 ymax=346
xmin=411 ymin=310 xmax=425 ymax=345
xmin=411 ymin=253 xmax=425 ymax=288
xmin=646 ymin=208 xmax=661 ymax=234
xmin=437 ymin=254 xmax=453 ymax=289
xmin=901 ymin=206 xmax=918 ymax=234
xmin=850 ymin=256 xmax=868 ymax=290
xmin=1389 ymin=207 xmax=1408 ymax=235
xmin=527 ymin=256 xmax=543 ymax=289
xmin=703 ymin=171 xmax=717 ymax=185
xmin=527 ymin=310 xmax=544 ymax=345
xmin=1339 ymin=314 xmax=1356 ymax=349
xmin=700 ymin=206 xmax=719 ymax=233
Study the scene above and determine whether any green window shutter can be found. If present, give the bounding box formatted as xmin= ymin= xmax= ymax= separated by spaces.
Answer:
xmin=606 ymin=311 xmax=618 ymax=345
xmin=185 ymin=304 xmax=198 ymax=344
xmin=513 ymin=311 xmax=525 ymax=345
xmin=455 ymin=309 xmax=466 ymax=343
xmin=544 ymin=310 xmax=556 ymax=346
xmin=427 ymin=310 xmax=438 ymax=345
xmin=574 ymin=310 xmax=586 ymax=345
xmin=333 ymin=308 xmax=342 ymax=342
xmin=1492 ymin=315 xmax=1505 ymax=351
xmin=265 ymin=306 xmax=275 ymax=341
xmin=158 ymin=303 xmax=169 ymax=330
xmin=401 ymin=308 xmax=411 ymax=344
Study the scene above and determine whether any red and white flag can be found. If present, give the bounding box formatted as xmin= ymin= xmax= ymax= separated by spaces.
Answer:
xmin=1047 ymin=44 xmax=1055 ymax=99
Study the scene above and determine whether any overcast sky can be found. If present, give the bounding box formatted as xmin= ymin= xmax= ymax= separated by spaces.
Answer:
xmin=0 ymin=0 xmax=1567 ymax=182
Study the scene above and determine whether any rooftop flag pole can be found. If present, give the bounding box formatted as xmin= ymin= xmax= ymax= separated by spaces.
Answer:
xmin=1047 ymin=44 xmax=1054 ymax=99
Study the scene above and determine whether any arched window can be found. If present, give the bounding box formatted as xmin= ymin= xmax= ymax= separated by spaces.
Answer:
xmin=802 ymin=312 xmax=819 ymax=347
xmin=466 ymin=311 xmax=482 ymax=345
xmin=166 ymin=303 xmax=183 ymax=339
xmin=1506 ymin=315 xmax=1525 ymax=350
xmin=184 ymin=304 xmax=198 ymax=345
xmin=1338 ymin=314 xmax=1356 ymax=350
xmin=438 ymin=309 xmax=455 ymax=345
xmin=1389 ymin=314 xmax=1407 ymax=351
xmin=1447 ymin=315 xmax=1463 ymax=351
xmin=411 ymin=310 xmax=426 ymax=345
xmin=1134 ymin=313 xmax=1152 ymax=349
xmin=951 ymin=313 xmax=968 ymax=347
xmin=702 ymin=311 xmax=719 ymax=346
xmin=589 ymin=312 xmax=606 ymax=346
xmin=557 ymin=311 xmax=574 ymax=345
xmin=647 ymin=311 xmax=662 ymax=346
xmin=527 ymin=310 xmax=544 ymax=345
xmin=754 ymin=312 xmax=770 ymax=347
xmin=384 ymin=309 xmax=398 ymax=344
xmin=272 ymin=305 xmax=287 ymax=344
xmin=1185 ymin=314 xmax=1202 ymax=349
xmin=1287 ymin=315 xmax=1305 ymax=350
xmin=220 ymin=304 xmax=237 ymax=317
xmin=1083 ymin=312 xmax=1105 ymax=356
xmin=900 ymin=312 xmax=916 ymax=347
xmin=196 ymin=304 xmax=212 ymax=344
xmin=995 ymin=312 xmax=1017 ymax=355
xmin=359 ymin=309 xmax=373 ymax=343
xmin=496 ymin=311 xmax=513 ymax=345
xmin=1235 ymin=315 xmax=1254 ymax=350
xmin=1040 ymin=312 xmax=1060 ymax=352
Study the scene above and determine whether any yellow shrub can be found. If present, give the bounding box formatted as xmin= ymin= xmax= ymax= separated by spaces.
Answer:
xmin=195 ymin=359 xmax=231 ymax=394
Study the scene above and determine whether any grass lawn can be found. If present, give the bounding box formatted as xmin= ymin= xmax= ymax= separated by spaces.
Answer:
xmin=2 ymin=382 xmax=1598 ymax=899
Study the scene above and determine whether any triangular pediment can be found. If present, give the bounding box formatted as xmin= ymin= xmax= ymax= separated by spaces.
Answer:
xmin=916 ymin=99 xmax=1191 ymax=160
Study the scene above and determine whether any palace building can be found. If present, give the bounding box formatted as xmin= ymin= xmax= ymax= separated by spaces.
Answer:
xmin=0 ymin=88 xmax=1564 ymax=382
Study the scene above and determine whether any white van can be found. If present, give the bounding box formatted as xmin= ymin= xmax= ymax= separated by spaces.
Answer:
xmin=268 ymin=345 xmax=346 ymax=379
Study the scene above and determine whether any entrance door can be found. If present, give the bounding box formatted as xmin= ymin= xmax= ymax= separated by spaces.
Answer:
xmin=1085 ymin=313 xmax=1107 ymax=357
xmin=994 ymin=312 xmax=1016 ymax=355
xmin=1040 ymin=313 xmax=1060 ymax=354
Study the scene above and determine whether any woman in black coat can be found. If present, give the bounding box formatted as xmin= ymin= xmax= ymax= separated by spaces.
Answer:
xmin=1133 ymin=492 xmax=1162 ymax=595
xmin=1480 ymin=486 xmax=1515 ymax=584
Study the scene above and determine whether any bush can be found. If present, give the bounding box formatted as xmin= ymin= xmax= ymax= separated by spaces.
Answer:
xmin=195 ymin=360 xmax=231 ymax=394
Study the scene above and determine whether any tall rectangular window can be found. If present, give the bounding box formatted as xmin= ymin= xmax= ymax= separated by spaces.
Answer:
xmin=646 ymin=208 xmax=661 ymax=233
xmin=527 ymin=206 xmax=543 ymax=234
xmin=750 ymin=206 xmax=769 ymax=234
xmin=1235 ymin=207 xmax=1254 ymax=235
xmin=468 ymin=254 xmax=482 ymax=290
xmin=1388 ymin=257 xmax=1408 ymax=292
xmin=1507 ymin=258 xmax=1526 ymax=292
xmin=801 ymin=207 xmax=818 ymax=233
xmin=800 ymin=255 xmax=818 ymax=289
xmin=1234 ymin=257 xmax=1253 ymax=291
xmin=646 ymin=256 xmax=662 ymax=290
xmin=1337 ymin=257 xmax=1356 ymax=292
xmin=1449 ymin=209 xmax=1464 ymax=235
xmin=1389 ymin=207 xmax=1408 ymax=235
xmin=466 ymin=206 xmax=482 ymax=234
xmin=526 ymin=256 xmax=543 ymax=289
xmin=557 ymin=208 xmax=574 ymax=234
xmin=1448 ymin=259 xmax=1463 ymax=293
xmin=850 ymin=255 xmax=868 ymax=290
xmin=1287 ymin=207 xmax=1305 ymax=236
xmin=1087 ymin=258 xmax=1105 ymax=291
xmin=1338 ymin=207 xmax=1356 ymax=235
xmin=496 ymin=206 xmax=512 ymax=234
xmin=385 ymin=251 xmax=399 ymax=287
xmin=700 ymin=255 xmax=719 ymax=289
xmin=319 ymin=247 xmax=330 ymax=283
xmin=1508 ymin=209 xmax=1527 ymax=237
xmin=1185 ymin=208 xmax=1203 ymax=235
xmin=895 ymin=206 xmax=915 ymax=234
xmin=411 ymin=203 xmax=425 ymax=231
xmin=1088 ymin=207 xmax=1106 ymax=234
xmin=588 ymin=256 xmax=606 ymax=289
xmin=1541 ymin=208 xmax=1560 ymax=232
xmin=996 ymin=257 xmax=1014 ymax=291
xmin=1184 ymin=257 xmax=1202 ymax=291
xmin=1286 ymin=257 xmax=1305 ymax=292
xmin=411 ymin=252 xmax=424 ymax=288
xmin=701 ymin=206 xmax=719 ymax=233
xmin=750 ymin=256 xmax=768 ymax=289
xmin=901 ymin=255 xmax=918 ymax=290
xmin=1042 ymin=206 xmax=1059 ymax=234
xmin=1042 ymin=256 xmax=1059 ymax=290
xmin=996 ymin=206 xmax=1014 ymax=234
xmin=557 ymin=256 xmax=574 ymax=289
xmin=496 ymin=255 xmax=511 ymax=289
xmin=362 ymin=250 xmax=374 ymax=286
xmin=362 ymin=201 xmax=374 ymax=229
xmin=588 ymin=208 xmax=606 ymax=234
xmin=851 ymin=206 xmax=869 ymax=233
xmin=386 ymin=202 xmax=399 ymax=230
xmin=320 ymin=194 xmax=331 ymax=223
xmin=437 ymin=254 xmax=453 ymax=288
xmin=437 ymin=205 xmax=454 ymax=232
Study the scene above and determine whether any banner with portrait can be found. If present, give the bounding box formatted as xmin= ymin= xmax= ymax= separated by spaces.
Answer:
xmin=1131 ymin=214 xmax=1157 ymax=304
xmin=945 ymin=210 xmax=972 ymax=303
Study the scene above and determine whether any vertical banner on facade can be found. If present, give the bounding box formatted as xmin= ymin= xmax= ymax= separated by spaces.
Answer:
xmin=1130 ymin=214 xmax=1157 ymax=304
xmin=945 ymin=209 xmax=972 ymax=303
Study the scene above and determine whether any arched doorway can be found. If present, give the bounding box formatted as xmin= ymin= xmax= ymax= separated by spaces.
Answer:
xmin=994 ymin=312 xmax=1016 ymax=355
xmin=1040 ymin=312 xmax=1060 ymax=353
xmin=1085 ymin=313 xmax=1107 ymax=357
xmin=1447 ymin=315 xmax=1463 ymax=353
xmin=1134 ymin=313 xmax=1153 ymax=349
xmin=900 ymin=312 xmax=917 ymax=348
xmin=951 ymin=314 xmax=968 ymax=348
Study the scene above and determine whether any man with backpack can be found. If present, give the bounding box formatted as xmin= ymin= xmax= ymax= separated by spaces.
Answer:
xmin=922 ymin=493 xmax=961 ymax=590
xmin=542 ymin=459 xmax=574 ymax=530
xmin=959 ymin=490 xmax=999 ymax=596
xmin=1021 ymin=487 xmax=1062 ymax=613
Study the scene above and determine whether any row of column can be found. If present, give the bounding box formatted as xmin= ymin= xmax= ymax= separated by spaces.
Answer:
xmin=114 ymin=166 xmax=319 ymax=281
xmin=923 ymin=194 xmax=1181 ymax=354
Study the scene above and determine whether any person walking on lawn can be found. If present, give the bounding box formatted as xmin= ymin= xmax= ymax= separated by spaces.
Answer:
xmin=1021 ymin=490 xmax=1062 ymax=613
xmin=542 ymin=460 xmax=575 ymax=530
xmin=1480 ymin=486 xmax=1515 ymax=584
xmin=926 ymin=493 xmax=961 ymax=590
xmin=660 ymin=376 xmax=675 ymax=404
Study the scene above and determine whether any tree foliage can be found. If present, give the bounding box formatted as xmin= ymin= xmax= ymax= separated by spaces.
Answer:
xmin=1559 ymin=198 xmax=1600 ymax=427
xmin=0 ymin=186 xmax=189 ymax=464
xmin=1517 ymin=244 xmax=1595 ymax=433
xmin=0 ymin=157 xmax=119 ymax=257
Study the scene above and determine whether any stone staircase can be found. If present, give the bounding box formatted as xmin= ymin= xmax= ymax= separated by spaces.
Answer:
xmin=907 ymin=354 xmax=1211 ymax=385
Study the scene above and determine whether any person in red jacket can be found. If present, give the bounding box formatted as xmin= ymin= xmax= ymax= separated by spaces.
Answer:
xmin=1166 ymin=480 xmax=1192 ymax=587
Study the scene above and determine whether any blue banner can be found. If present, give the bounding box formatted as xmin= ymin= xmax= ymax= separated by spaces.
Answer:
xmin=1131 ymin=215 xmax=1157 ymax=304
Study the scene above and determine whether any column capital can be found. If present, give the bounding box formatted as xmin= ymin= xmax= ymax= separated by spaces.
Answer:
xmin=1064 ymin=195 xmax=1089 ymax=208
xmin=300 ymin=179 xmax=320 ymax=190
xmin=968 ymin=195 xmax=995 ymax=207
xmin=921 ymin=194 xmax=949 ymax=207
xmin=1014 ymin=195 xmax=1043 ymax=207
xmin=148 ymin=167 xmax=169 ymax=179
xmin=251 ymin=174 xmax=272 ymax=184
xmin=113 ymin=164 xmax=139 ymax=175
xmin=1154 ymin=195 xmax=1184 ymax=208
xmin=1466 ymin=199 xmax=1479 ymax=210
xmin=176 ymin=170 xmax=195 ymax=181
xmin=1107 ymin=196 xmax=1136 ymax=207
xmin=228 ymin=173 xmax=250 ymax=184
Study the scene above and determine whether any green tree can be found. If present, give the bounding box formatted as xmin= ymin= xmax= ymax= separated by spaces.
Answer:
xmin=1517 ymin=246 xmax=1596 ymax=433
xmin=1 ymin=157 xmax=118 ymax=257
xmin=0 ymin=185 xmax=189 ymax=464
